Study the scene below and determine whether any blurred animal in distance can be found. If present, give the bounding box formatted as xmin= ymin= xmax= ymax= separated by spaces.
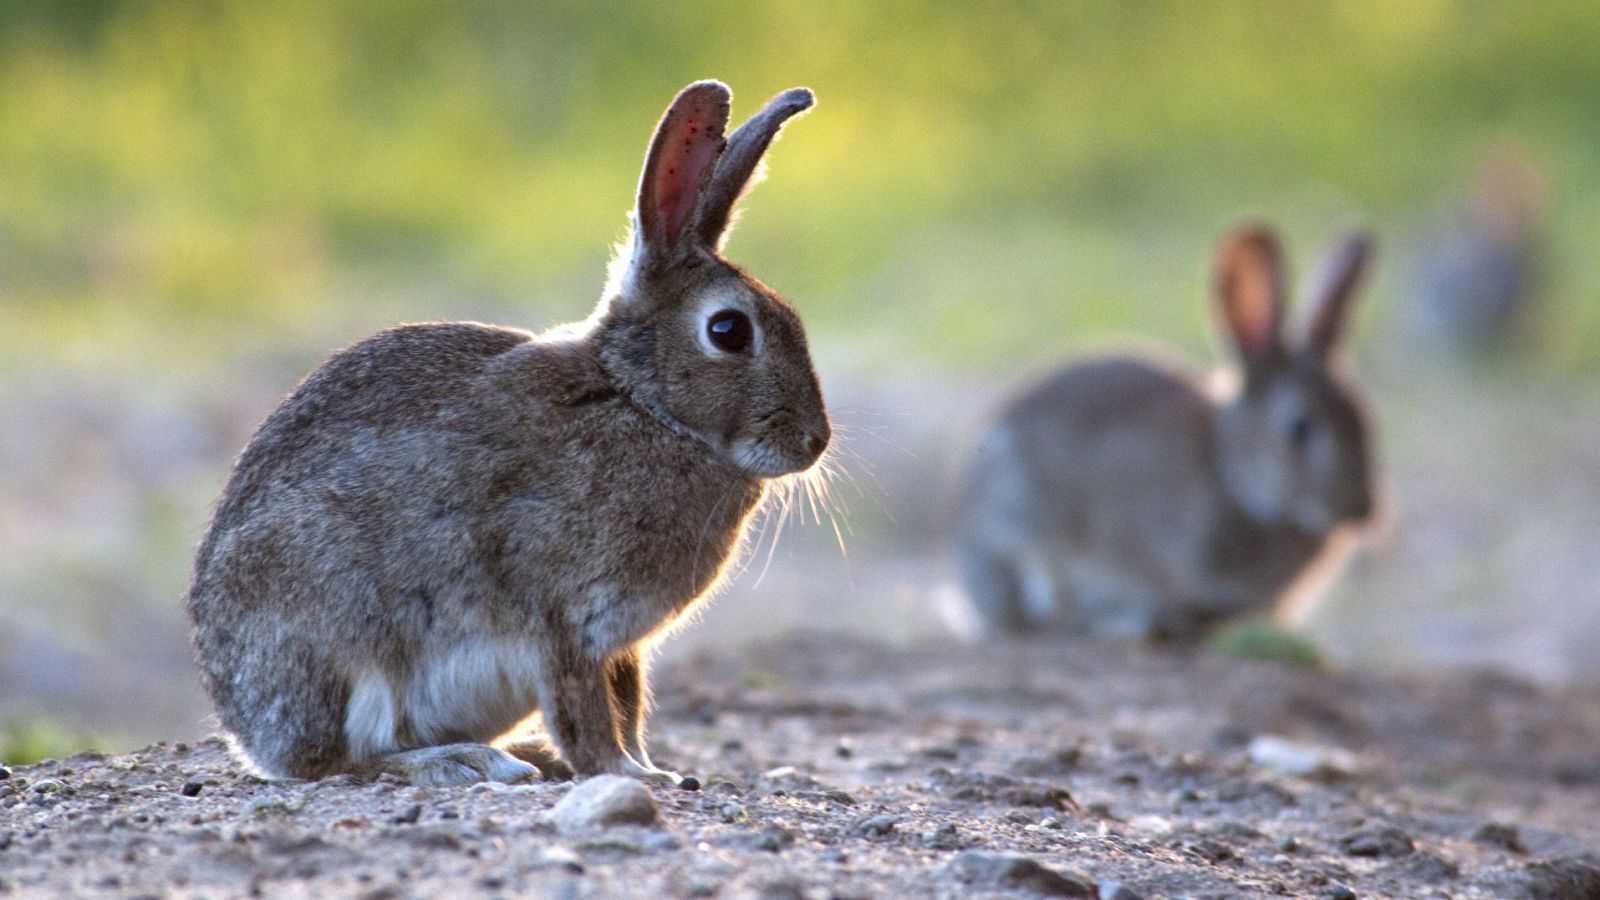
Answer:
xmin=955 ymin=225 xmax=1377 ymax=641
xmin=1410 ymin=144 xmax=1548 ymax=356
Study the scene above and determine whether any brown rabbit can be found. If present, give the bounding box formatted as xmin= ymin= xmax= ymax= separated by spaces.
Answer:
xmin=956 ymin=226 xmax=1376 ymax=640
xmin=187 ymin=81 xmax=827 ymax=788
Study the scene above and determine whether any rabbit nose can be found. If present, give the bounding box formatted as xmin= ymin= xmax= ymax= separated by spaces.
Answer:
xmin=803 ymin=427 xmax=830 ymax=459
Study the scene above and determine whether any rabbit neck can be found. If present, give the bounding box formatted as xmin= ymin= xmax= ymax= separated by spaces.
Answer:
xmin=590 ymin=320 xmax=728 ymax=462
xmin=1204 ymin=504 xmax=1327 ymax=604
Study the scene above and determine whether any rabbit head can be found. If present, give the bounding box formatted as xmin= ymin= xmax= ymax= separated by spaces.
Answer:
xmin=594 ymin=81 xmax=828 ymax=478
xmin=1211 ymin=226 xmax=1376 ymax=534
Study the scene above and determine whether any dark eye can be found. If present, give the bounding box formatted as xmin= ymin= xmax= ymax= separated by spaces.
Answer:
xmin=1289 ymin=414 xmax=1315 ymax=448
xmin=706 ymin=309 xmax=752 ymax=354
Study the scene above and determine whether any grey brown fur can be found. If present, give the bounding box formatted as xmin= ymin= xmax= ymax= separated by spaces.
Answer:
xmin=187 ymin=81 xmax=828 ymax=787
xmin=957 ymin=225 xmax=1376 ymax=640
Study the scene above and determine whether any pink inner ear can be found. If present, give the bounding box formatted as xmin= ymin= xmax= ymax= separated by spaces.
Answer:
xmin=653 ymin=103 xmax=723 ymax=245
xmin=1217 ymin=230 xmax=1283 ymax=362
xmin=1230 ymin=266 xmax=1278 ymax=357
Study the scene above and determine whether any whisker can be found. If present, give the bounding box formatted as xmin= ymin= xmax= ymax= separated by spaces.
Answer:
xmin=753 ymin=475 xmax=797 ymax=584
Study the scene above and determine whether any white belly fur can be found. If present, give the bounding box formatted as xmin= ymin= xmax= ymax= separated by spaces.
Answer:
xmin=344 ymin=639 xmax=544 ymax=759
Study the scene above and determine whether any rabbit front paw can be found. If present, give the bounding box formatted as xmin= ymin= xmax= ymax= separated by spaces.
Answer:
xmin=619 ymin=756 xmax=700 ymax=791
xmin=500 ymin=734 xmax=577 ymax=781
xmin=376 ymin=743 xmax=541 ymax=787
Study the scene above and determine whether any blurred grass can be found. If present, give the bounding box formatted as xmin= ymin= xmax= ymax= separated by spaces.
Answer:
xmin=1 ymin=0 xmax=1599 ymax=370
xmin=1 ymin=714 xmax=101 ymax=766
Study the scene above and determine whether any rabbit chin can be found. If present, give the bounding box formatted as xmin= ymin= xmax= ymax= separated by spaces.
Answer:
xmin=728 ymin=435 xmax=812 ymax=479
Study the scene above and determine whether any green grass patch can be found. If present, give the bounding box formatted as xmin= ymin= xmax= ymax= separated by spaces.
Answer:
xmin=1207 ymin=620 xmax=1325 ymax=669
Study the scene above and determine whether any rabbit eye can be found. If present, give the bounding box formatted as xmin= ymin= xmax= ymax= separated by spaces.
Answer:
xmin=706 ymin=309 xmax=753 ymax=354
xmin=1289 ymin=415 xmax=1315 ymax=448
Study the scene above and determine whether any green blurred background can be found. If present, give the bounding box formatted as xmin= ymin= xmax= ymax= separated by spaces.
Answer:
xmin=2 ymin=0 xmax=1598 ymax=759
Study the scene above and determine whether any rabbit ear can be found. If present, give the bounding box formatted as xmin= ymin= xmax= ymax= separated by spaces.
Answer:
xmin=692 ymin=87 xmax=815 ymax=249
xmin=1301 ymin=232 xmax=1374 ymax=357
xmin=1215 ymin=225 xmax=1287 ymax=369
xmin=635 ymin=81 xmax=731 ymax=268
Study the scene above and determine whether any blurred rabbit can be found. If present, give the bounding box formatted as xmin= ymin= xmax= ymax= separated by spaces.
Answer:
xmin=187 ymin=81 xmax=828 ymax=787
xmin=956 ymin=226 xmax=1377 ymax=640
xmin=1411 ymin=145 xmax=1547 ymax=354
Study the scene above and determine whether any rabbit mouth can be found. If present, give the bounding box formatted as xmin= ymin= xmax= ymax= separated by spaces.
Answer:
xmin=728 ymin=434 xmax=821 ymax=478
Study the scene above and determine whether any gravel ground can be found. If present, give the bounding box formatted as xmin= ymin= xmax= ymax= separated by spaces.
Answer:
xmin=2 ymin=634 xmax=1599 ymax=899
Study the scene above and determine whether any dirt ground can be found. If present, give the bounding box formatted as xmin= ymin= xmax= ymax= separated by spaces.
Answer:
xmin=3 ymin=634 xmax=1599 ymax=899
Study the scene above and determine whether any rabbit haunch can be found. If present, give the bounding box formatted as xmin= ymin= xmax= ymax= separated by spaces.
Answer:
xmin=187 ymin=81 xmax=827 ymax=788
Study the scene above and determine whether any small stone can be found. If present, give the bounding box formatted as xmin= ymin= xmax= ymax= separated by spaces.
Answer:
xmin=946 ymin=851 xmax=1095 ymax=896
xmin=719 ymin=803 xmax=746 ymax=823
xmin=546 ymin=775 xmax=659 ymax=832
xmin=1003 ymin=784 xmax=1076 ymax=811
xmin=1187 ymin=839 xmax=1236 ymax=864
xmin=923 ymin=822 xmax=962 ymax=850
xmin=1510 ymin=855 xmax=1600 ymax=898
xmin=536 ymin=846 xmax=584 ymax=873
xmin=0 ymin=766 xmax=10 ymax=780
xmin=852 ymin=814 xmax=899 ymax=838
xmin=1471 ymin=822 xmax=1526 ymax=854
xmin=1211 ymin=724 xmax=1253 ymax=749
xmin=391 ymin=804 xmax=422 ymax=825
xmin=1011 ymin=748 xmax=1082 ymax=778
xmin=174 ymin=743 xmax=190 ymax=753
xmin=1326 ymin=886 xmax=1357 ymax=900
xmin=823 ymin=790 xmax=856 ymax=806
xmin=1177 ymin=787 xmax=1201 ymax=802
xmin=835 ymin=743 xmax=853 ymax=759
xmin=1339 ymin=825 xmax=1414 ymax=858
xmin=640 ymin=829 xmax=680 ymax=852
xmin=1277 ymin=835 xmax=1300 ymax=853
xmin=753 ymin=825 xmax=794 ymax=852
xmin=755 ymin=878 xmax=807 ymax=900
xmin=822 ymin=847 xmax=848 ymax=864
xmin=181 ymin=781 xmax=205 ymax=798
xmin=1208 ymin=820 xmax=1264 ymax=843
xmin=678 ymin=775 xmax=701 ymax=792
xmin=719 ymin=738 xmax=744 ymax=754
xmin=761 ymin=765 xmax=797 ymax=780
xmin=1215 ymin=778 xmax=1298 ymax=807
xmin=1098 ymin=880 xmax=1145 ymax=900
xmin=1385 ymin=851 xmax=1459 ymax=882
xmin=1249 ymin=735 xmax=1358 ymax=780
xmin=30 ymin=780 xmax=62 ymax=794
